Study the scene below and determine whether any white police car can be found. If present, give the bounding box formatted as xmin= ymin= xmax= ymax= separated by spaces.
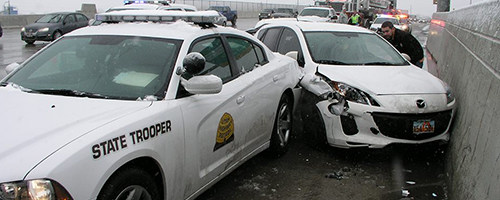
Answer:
xmin=255 ymin=20 xmax=456 ymax=149
xmin=0 ymin=10 xmax=302 ymax=200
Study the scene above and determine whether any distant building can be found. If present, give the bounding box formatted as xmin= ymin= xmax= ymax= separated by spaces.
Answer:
xmin=1 ymin=5 xmax=18 ymax=15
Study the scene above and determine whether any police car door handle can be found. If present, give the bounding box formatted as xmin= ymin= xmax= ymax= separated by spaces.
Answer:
xmin=273 ymin=75 xmax=281 ymax=82
xmin=236 ymin=95 xmax=245 ymax=104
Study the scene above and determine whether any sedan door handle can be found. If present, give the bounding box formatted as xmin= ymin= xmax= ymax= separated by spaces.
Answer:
xmin=236 ymin=95 xmax=245 ymax=105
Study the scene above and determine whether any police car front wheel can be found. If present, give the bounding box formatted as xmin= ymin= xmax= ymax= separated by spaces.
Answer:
xmin=267 ymin=94 xmax=292 ymax=157
xmin=98 ymin=167 xmax=160 ymax=200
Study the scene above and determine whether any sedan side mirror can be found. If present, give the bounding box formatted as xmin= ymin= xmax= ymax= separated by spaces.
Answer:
xmin=5 ymin=62 xmax=20 ymax=74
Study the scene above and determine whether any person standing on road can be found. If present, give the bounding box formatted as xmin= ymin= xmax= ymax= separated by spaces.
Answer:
xmin=339 ymin=9 xmax=349 ymax=24
xmin=348 ymin=11 xmax=360 ymax=25
xmin=381 ymin=21 xmax=424 ymax=68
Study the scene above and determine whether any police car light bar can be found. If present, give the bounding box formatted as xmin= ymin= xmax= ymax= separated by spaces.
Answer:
xmin=95 ymin=10 xmax=219 ymax=25
xmin=124 ymin=0 xmax=170 ymax=5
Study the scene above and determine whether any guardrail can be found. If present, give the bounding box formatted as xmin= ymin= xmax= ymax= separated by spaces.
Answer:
xmin=426 ymin=1 xmax=500 ymax=200
xmin=0 ymin=1 xmax=309 ymax=28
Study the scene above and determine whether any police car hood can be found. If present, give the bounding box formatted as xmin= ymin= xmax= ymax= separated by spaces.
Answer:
xmin=0 ymin=88 xmax=151 ymax=181
xmin=370 ymin=23 xmax=402 ymax=30
xmin=317 ymin=65 xmax=446 ymax=95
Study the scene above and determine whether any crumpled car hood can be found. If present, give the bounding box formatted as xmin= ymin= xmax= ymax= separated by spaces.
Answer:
xmin=317 ymin=65 xmax=446 ymax=95
xmin=0 ymin=88 xmax=151 ymax=182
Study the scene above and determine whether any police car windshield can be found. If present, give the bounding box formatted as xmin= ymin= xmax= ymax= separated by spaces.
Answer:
xmin=304 ymin=32 xmax=408 ymax=66
xmin=5 ymin=35 xmax=182 ymax=100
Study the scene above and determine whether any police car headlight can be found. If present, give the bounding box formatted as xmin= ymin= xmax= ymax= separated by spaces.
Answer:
xmin=38 ymin=28 xmax=49 ymax=32
xmin=402 ymin=25 xmax=408 ymax=31
xmin=0 ymin=179 xmax=73 ymax=200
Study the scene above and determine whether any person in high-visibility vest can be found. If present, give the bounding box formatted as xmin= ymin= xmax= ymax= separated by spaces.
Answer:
xmin=348 ymin=12 xmax=360 ymax=25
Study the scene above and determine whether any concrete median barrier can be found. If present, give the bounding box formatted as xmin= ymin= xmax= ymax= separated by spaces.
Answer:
xmin=426 ymin=1 xmax=500 ymax=200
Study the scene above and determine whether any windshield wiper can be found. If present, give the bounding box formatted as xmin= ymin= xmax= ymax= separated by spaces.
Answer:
xmin=362 ymin=62 xmax=398 ymax=66
xmin=29 ymin=89 xmax=109 ymax=99
xmin=317 ymin=60 xmax=350 ymax=65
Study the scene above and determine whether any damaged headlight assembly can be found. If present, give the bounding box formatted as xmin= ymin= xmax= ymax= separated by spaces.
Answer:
xmin=325 ymin=79 xmax=379 ymax=107
xmin=0 ymin=179 xmax=73 ymax=200
xmin=300 ymin=74 xmax=351 ymax=115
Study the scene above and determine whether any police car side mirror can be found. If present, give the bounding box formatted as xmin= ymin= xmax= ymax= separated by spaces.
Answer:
xmin=184 ymin=75 xmax=222 ymax=94
xmin=5 ymin=62 xmax=20 ymax=74
xmin=183 ymin=52 xmax=206 ymax=74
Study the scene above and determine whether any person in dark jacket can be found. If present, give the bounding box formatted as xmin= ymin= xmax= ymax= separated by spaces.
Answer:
xmin=381 ymin=21 xmax=423 ymax=67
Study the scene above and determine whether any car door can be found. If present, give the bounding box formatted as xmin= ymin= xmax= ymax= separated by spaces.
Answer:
xmin=224 ymin=35 xmax=285 ymax=155
xmin=178 ymin=35 xmax=254 ymax=198
xmin=75 ymin=13 xmax=89 ymax=28
xmin=62 ymin=14 xmax=77 ymax=34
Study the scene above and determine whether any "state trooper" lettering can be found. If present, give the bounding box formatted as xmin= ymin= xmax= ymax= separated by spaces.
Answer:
xmin=91 ymin=120 xmax=171 ymax=159
xmin=129 ymin=120 xmax=171 ymax=145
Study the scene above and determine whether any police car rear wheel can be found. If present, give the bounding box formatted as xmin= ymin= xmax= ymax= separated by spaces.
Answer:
xmin=267 ymin=94 xmax=292 ymax=157
xmin=98 ymin=167 xmax=160 ymax=200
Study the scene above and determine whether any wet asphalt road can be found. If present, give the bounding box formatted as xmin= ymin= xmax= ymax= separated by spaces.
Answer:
xmin=0 ymin=19 xmax=443 ymax=200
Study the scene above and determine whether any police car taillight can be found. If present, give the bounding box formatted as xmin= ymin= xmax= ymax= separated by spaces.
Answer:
xmin=94 ymin=10 xmax=219 ymax=25
xmin=124 ymin=0 xmax=170 ymax=5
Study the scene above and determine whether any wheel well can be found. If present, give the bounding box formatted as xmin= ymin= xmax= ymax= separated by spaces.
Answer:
xmin=284 ymin=88 xmax=294 ymax=110
xmin=102 ymin=157 xmax=165 ymax=199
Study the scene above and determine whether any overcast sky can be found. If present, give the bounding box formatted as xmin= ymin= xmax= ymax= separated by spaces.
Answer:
xmin=7 ymin=0 xmax=488 ymax=17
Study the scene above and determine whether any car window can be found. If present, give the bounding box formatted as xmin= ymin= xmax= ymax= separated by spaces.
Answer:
xmin=64 ymin=14 xmax=76 ymax=24
xmin=76 ymin=14 xmax=88 ymax=22
xmin=188 ymin=37 xmax=232 ymax=82
xmin=6 ymin=36 xmax=181 ymax=100
xmin=36 ymin=14 xmax=63 ymax=23
xmin=304 ymin=32 xmax=407 ymax=65
xmin=300 ymin=9 xmax=329 ymax=17
xmin=277 ymin=28 xmax=300 ymax=55
xmin=260 ymin=27 xmax=282 ymax=51
xmin=226 ymin=37 xmax=266 ymax=74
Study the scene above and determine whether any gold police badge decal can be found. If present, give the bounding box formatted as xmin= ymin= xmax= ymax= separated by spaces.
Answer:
xmin=214 ymin=112 xmax=235 ymax=151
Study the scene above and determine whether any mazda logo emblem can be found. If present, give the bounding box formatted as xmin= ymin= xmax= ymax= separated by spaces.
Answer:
xmin=416 ymin=99 xmax=426 ymax=108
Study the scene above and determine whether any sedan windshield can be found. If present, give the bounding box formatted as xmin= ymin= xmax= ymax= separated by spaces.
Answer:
xmin=5 ymin=35 xmax=181 ymax=100
xmin=36 ymin=14 xmax=64 ymax=23
xmin=304 ymin=32 xmax=408 ymax=66
xmin=276 ymin=8 xmax=293 ymax=14
xmin=299 ymin=9 xmax=329 ymax=17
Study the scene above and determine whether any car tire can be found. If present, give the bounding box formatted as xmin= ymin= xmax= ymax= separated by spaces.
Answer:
xmin=231 ymin=16 xmax=237 ymax=25
xmin=97 ymin=167 xmax=160 ymax=200
xmin=223 ymin=21 xmax=227 ymax=27
xmin=300 ymin=105 xmax=328 ymax=149
xmin=267 ymin=94 xmax=292 ymax=157
xmin=52 ymin=31 xmax=62 ymax=41
xmin=25 ymin=40 xmax=35 ymax=45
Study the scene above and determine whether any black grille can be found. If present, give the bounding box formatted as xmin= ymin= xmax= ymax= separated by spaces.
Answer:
xmin=372 ymin=110 xmax=452 ymax=140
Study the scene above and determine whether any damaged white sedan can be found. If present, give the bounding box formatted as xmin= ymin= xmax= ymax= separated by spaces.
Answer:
xmin=256 ymin=21 xmax=456 ymax=148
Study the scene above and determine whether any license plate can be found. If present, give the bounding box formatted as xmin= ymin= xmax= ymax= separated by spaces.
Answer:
xmin=413 ymin=120 xmax=435 ymax=134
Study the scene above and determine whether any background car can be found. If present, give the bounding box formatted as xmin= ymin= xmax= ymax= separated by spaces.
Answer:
xmin=255 ymin=20 xmax=456 ymax=149
xmin=106 ymin=3 xmax=165 ymax=12
xmin=297 ymin=7 xmax=338 ymax=23
xmin=259 ymin=8 xmax=274 ymax=20
xmin=271 ymin=8 xmax=298 ymax=19
xmin=1 ymin=11 xmax=302 ymax=200
xmin=370 ymin=15 xmax=410 ymax=33
xmin=20 ymin=12 xmax=89 ymax=44
xmin=0 ymin=22 xmax=3 ymax=37
xmin=158 ymin=4 xmax=197 ymax=12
